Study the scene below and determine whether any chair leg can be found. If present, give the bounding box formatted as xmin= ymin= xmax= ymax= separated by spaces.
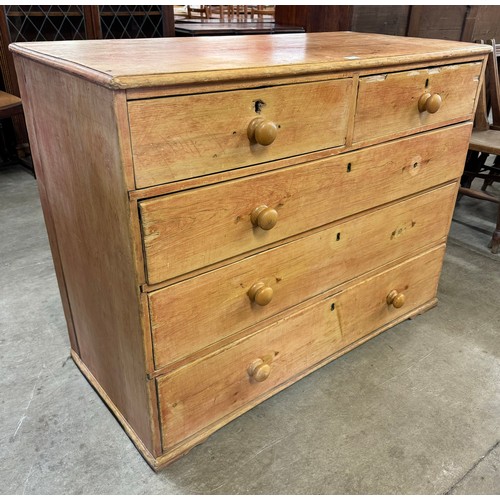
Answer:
xmin=481 ymin=155 xmax=498 ymax=191
xmin=459 ymin=151 xmax=482 ymax=201
xmin=461 ymin=151 xmax=485 ymax=187
xmin=488 ymin=202 xmax=500 ymax=254
xmin=481 ymin=170 xmax=494 ymax=191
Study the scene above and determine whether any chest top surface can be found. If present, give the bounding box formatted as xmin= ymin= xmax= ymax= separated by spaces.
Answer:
xmin=9 ymin=31 xmax=490 ymax=90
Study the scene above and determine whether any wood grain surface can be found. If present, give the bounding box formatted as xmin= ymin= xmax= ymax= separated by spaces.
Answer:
xmin=129 ymin=79 xmax=353 ymax=187
xmin=149 ymin=183 xmax=457 ymax=369
xmin=9 ymin=32 xmax=490 ymax=90
xmin=14 ymin=58 xmax=80 ymax=355
xmin=157 ymin=245 xmax=445 ymax=449
xmin=353 ymin=62 xmax=482 ymax=145
xmin=13 ymin=56 xmax=155 ymax=452
xmin=140 ymin=124 xmax=470 ymax=284
xmin=151 ymin=297 xmax=438 ymax=469
xmin=158 ymin=288 xmax=345 ymax=448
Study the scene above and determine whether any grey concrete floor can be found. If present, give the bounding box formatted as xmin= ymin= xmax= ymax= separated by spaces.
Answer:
xmin=1 ymin=165 xmax=499 ymax=494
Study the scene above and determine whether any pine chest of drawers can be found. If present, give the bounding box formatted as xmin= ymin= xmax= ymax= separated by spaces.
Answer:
xmin=11 ymin=32 xmax=489 ymax=470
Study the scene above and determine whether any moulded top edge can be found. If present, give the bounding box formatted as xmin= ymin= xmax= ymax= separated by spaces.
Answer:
xmin=9 ymin=32 xmax=491 ymax=90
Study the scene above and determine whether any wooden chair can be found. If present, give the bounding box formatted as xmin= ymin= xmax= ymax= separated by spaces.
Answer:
xmin=250 ymin=5 xmax=275 ymax=21
xmin=206 ymin=5 xmax=255 ymax=22
xmin=186 ymin=5 xmax=275 ymax=23
xmin=186 ymin=5 xmax=210 ymax=19
xmin=0 ymin=90 xmax=33 ymax=175
xmin=459 ymin=39 xmax=500 ymax=253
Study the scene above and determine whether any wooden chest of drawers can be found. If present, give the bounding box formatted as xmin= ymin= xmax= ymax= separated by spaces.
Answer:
xmin=11 ymin=33 xmax=489 ymax=470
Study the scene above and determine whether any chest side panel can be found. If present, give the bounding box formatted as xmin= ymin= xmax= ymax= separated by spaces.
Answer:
xmin=13 ymin=55 xmax=154 ymax=453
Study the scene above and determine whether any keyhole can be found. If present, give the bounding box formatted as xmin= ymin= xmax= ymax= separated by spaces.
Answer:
xmin=254 ymin=99 xmax=265 ymax=113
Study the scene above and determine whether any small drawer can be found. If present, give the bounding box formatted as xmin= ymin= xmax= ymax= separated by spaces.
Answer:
xmin=157 ymin=245 xmax=446 ymax=449
xmin=140 ymin=124 xmax=470 ymax=284
xmin=149 ymin=183 xmax=457 ymax=369
xmin=353 ymin=62 xmax=482 ymax=145
xmin=129 ymin=79 xmax=353 ymax=188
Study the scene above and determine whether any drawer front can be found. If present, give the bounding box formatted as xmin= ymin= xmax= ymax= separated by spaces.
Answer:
xmin=129 ymin=79 xmax=353 ymax=188
xmin=140 ymin=124 xmax=470 ymax=284
xmin=353 ymin=62 xmax=481 ymax=145
xmin=149 ymin=183 xmax=456 ymax=369
xmin=157 ymin=245 xmax=445 ymax=449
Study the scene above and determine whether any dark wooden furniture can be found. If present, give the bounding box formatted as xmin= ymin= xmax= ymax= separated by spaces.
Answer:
xmin=0 ymin=89 xmax=32 ymax=173
xmin=175 ymin=21 xmax=303 ymax=37
xmin=275 ymin=6 xmax=500 ymax=41
xmin=460 ymin=40 xmax=500 ymax=253
xmin=183 ymin=5 xmax=275 ymax=22
xmin=0 ymin=89 xmax=20 ymax=118
xmin=274 ymin=6 xmax=353 ymax=33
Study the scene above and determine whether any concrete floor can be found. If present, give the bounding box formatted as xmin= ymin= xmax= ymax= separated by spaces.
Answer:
xmin=1 ymin=166 xmax=499 ymax=494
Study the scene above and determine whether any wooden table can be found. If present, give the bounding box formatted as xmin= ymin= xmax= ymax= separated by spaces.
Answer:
xmin=175 ymin=22 xmax=304 ymax=36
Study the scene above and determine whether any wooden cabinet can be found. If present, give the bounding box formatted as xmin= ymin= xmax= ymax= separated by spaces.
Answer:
xmin=10 ymin=32 xmax=489 ymax=470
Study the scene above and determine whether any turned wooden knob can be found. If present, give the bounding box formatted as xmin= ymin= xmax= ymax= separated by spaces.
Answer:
xmin=248 ymin=358 xmax=271 ymax=382
xmin=418 ymin=92 xmax=442 ymax=114
xmin=248 ymin=281 xmax=273 ymax=306
xmin=251 ymin=205 xmax=278 ymax=230
xmin=247 ymin=117 xmax=278 ymax=146
xmin=387 ymin=289 xmax=406 ymax=308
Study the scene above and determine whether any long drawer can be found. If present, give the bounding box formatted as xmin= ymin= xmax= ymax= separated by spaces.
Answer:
xmin=157 ymin=245 xmax=446 ymax=449
xmin=129 ymin=79 xmax=353 ymax=188
xmin=149 ymin=183 xmax=456 ymax=369
xmin=353 ymin=62 xmax=481 ymax=145
xmin=140 ymin=124 xmax=470 ymax=284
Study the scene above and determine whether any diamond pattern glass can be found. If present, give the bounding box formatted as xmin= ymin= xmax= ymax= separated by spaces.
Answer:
xmin=5 ymin=5 xmax=86 ymax=42
xmin=99 ymin=6 xmax=164 ymax=39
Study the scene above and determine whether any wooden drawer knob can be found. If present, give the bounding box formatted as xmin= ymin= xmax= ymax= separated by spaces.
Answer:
xmin=247 ymin=117 xmax=278 ymax=146
xmin=248 ymin=358 xmax=271 ymax=382
xmin=248 ymin=281 xmax=273 ymax=306
xmin=418 ymin=92 xmax=442 ymax=114
xmin=251 ymin=205 xmax=278 ymax=230
xmin=387 ymin=289 xmax=406 ymax=308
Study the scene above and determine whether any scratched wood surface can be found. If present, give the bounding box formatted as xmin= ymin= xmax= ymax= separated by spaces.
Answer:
xmin=157 ymin=245 xmax=445 ymax=449
xmin=353 ymin=62 xmax=482 ymax=145
xmin=9 ymin=32 xmax=490 ymax=89
xmin=140 ymin=124 xmax=470 ymax=284
xmin=149 ymin=183 xmax=457 ymax=369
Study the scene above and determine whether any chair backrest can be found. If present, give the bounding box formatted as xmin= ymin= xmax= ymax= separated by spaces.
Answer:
xmin=474 ymin=39 xmax=500 ymax=131
xmin=187 ymin=5 xmax=210 ymax=19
